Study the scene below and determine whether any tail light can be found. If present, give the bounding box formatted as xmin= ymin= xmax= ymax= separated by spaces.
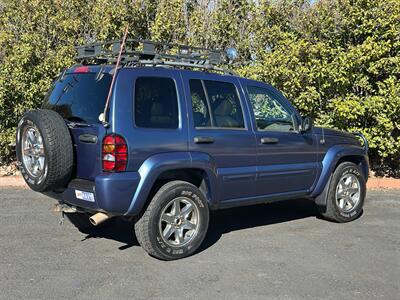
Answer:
xmin=102 ymin=134 xmax=128 ymax=172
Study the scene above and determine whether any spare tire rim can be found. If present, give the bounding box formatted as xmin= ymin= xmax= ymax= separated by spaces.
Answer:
xmin=21 ymin=125 xmax=45 ymax=179
xmin=335 ymin=173 xmax=361 ymax=213
xmin=159 ymin=197 xmax=200 ymax=247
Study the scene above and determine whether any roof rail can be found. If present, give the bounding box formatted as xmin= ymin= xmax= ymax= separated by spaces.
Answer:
xmin=75 ymin=39 xmax=235 ymax=74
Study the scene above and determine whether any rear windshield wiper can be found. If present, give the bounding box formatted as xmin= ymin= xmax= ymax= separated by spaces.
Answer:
xmin=65 ymin=118 xmax=92 ymax=128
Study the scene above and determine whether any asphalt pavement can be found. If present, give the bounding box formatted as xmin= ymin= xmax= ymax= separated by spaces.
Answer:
xmin=0 ymin=189 xmax=399 ymax=299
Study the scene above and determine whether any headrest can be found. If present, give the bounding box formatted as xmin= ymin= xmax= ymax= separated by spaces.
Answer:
xmin=214 ymin=100 xmax=233 ymax=116
xmin=151 ymin=102 xmax=163 ymax=116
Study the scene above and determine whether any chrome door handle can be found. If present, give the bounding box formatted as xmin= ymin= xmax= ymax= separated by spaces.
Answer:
xmin=261 ymin=137 xmax=279 ymax=144
xmin=194 ymin=136 xmax=214 ymax=144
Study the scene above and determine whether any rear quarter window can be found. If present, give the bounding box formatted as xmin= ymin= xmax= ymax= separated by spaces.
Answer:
xmin=134 ymin=77 xmax=179 ymax=129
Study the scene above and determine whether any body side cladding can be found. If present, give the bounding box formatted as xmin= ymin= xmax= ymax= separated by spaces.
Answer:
xmin=124 ymin=151 xmax=218 ymax=215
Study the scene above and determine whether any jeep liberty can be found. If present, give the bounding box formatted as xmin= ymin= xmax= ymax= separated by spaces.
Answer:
xmin=16 ymin=39 xmax=369 ymax=260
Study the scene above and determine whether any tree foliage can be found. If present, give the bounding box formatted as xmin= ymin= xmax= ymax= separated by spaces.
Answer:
xmin=0 ymin=0 xmax=399 ymax=174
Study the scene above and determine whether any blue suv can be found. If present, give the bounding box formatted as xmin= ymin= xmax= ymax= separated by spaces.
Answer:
xmin=16 ymin=40 xmax=369 ymax=260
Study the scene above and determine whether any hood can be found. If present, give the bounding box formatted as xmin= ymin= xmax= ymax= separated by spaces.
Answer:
xmin=313 ymin=127 xmax=363 ymax=148
xmin=313 ymin=127 xmax=357 ymax=139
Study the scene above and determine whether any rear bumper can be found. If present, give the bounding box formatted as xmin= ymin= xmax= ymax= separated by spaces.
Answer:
xmin=44 ymin=172 xmax=141 ymax=215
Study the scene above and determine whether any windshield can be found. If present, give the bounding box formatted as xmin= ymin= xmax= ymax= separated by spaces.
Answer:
xmin=43 ymin=72 xmax=112 ymax=124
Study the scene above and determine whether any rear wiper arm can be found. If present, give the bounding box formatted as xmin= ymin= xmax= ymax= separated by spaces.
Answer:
xmin=65 ymin=120 xmax=92 ymax=128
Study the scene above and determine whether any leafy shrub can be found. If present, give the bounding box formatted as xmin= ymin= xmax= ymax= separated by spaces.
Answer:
xmin=0 ymin=0 xmax=399 ymax=174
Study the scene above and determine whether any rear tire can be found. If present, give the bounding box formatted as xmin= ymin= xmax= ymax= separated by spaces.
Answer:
xmin=319 ymin=162 xmax=366 ymax=223
xmin=16 ymin=109 xmax=73 ymax=192
xmin=134 ymin=181 xmax=209 ymax=260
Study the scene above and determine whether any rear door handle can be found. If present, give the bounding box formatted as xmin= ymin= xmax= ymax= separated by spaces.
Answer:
xmin=194 ymin=136 xmax=214 ymax=144
xmin=79 ymin=134 xmax=98 ymax=144
xmin=261 ymin=137 xmax=279 ymax=144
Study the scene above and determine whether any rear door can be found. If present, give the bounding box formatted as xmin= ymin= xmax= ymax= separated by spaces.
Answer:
xmin=43 ymin=70 xmax=111 ymax=180
xmin=242 ymin=80 xmax=318 ymax=196
xmin=182 ymin=72 xmax=258 ymax=202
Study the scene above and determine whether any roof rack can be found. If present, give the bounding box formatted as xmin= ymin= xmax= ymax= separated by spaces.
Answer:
xmin=75 ymin=39 xmax=235 ymax=74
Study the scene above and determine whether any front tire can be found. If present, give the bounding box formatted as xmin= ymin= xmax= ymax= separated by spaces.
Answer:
xmin=319 ymin=162 xmax=366 ymax=223
xmin=134 ymin=181 xmax=209 ymax=260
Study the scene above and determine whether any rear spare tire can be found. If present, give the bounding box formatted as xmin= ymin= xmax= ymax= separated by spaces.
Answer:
xmin=16 ymin=109 xmax=73 ymax=192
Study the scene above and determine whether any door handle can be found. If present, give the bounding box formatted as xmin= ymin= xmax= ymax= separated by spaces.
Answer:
xmin=194 ymin=136 xmax=214 ymax=144
xmin=79 ymin=134 xmax=98 ymax=144
xmin=261 ymin=137 xmax=279 ymax=144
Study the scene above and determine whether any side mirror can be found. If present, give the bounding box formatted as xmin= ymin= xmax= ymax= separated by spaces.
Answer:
xmin=300 ymin=116 xmax=313 ymax=133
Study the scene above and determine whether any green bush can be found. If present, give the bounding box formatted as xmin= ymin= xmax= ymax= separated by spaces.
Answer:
xmin=0 ymin=0 xmax=399 ymax=174
xmin=238 ymin=0 xmax=400 ymax=174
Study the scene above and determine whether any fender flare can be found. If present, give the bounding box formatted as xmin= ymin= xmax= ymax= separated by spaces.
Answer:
xmin=312 ymin=144 xmax=368 ymax=206
xmin=124 ymin=151 xmax=218 ymax=215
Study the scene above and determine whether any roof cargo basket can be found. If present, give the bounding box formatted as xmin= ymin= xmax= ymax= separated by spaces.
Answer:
xmin=75 ymin=39 xmax=233 ymax=74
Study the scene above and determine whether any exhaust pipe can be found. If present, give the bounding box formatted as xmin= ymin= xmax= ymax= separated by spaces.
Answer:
xmin=89 ymin=212 xmax=111 ymax=226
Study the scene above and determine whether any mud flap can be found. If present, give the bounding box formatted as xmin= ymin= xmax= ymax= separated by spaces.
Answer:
xmin=314 ymin=174 xmax=332 ymax=213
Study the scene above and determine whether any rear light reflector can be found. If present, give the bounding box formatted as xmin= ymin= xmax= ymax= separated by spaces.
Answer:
xmin=102 ymin=134 xmax=128 ymax=172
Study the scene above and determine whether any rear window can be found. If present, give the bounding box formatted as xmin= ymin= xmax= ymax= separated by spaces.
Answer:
xmin=43 ymin=73 xmax=112 ymax=124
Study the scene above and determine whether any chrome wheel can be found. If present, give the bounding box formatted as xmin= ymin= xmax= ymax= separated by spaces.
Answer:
xmin=21 ymin=125 xmax=45 ymax=179
xmin=335 ymin=173 xmax=361 ymax=213
xmin=159 ymin=197 xmax=200 ymax=247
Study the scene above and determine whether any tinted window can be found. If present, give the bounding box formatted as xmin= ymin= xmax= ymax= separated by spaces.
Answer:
xmin=189 ymin=80 xmax=211 ymax=127
xmin=247 ymin=86 xmax=296 ymax=132
xmin=43 ymin=73 xmax=112 ymax=124
xmin=135 ymin=77 xmax=179 ymax=129
xmin=203 ymin=80 xmax=244 ymax=128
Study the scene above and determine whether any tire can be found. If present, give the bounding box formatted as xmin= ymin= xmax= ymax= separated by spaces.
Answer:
xmin=16 ymin=109 xmax=73 ymax=192
xmin=134 ymin=180 xmax=209 ymax=260
xmin=319 ymin=162 xmax=366 ymax=223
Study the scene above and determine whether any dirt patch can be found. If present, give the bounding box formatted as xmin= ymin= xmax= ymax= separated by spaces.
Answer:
xmin=0 ymin=176 xmax=27 ymax=188
xmin=367 ymin=177 xmax=400 ymax=190
xmin=0 ymin=162 xmax=20 ymax=177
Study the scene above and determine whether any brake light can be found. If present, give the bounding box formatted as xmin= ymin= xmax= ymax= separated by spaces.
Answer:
xmin=102 ymin=134 xmax=128 ymax=172
xmin=74 ymin=66 xmax=90 ymax=73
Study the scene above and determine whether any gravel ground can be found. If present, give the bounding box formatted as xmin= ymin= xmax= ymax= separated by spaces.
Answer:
xmin=0 ymin=189 xmax=399 ymax=300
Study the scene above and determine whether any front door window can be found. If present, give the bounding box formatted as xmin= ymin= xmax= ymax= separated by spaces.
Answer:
xmin=247 ymin=86 xmax=297 ymax=132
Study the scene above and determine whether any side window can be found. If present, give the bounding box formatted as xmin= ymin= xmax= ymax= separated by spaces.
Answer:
xmin=203 ymin=80 xmax=245 ymax=128
xmin=135 ymin=77 xmax=179 ymax=129
xmin=247 ymin=86 xmax=296 ymax=132
xmin=189 ymin=80 xmax=211 ymax=127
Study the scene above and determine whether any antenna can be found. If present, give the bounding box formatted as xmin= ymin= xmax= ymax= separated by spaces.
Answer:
xmin=318 ymin=75 xmax=325 ymax=145
xmin=100 ymin=25 xmax=129 ymax=127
